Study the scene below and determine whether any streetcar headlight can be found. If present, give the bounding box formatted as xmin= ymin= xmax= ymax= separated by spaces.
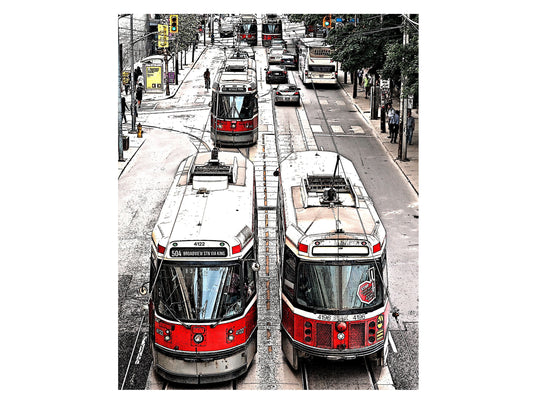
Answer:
xmin=337 ymin=332 xmax=345 ymax=340
xmin=164 ymin=335 xmax=171 ymax=342
xmin=228 ymin=335 xmax=234 ymax=341
xmin=193 ymin=333 xmax=204 ymax=344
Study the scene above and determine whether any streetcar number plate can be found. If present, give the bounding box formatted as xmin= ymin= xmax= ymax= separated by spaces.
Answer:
xmin=170 ymin=247 xmax=228 ymax=257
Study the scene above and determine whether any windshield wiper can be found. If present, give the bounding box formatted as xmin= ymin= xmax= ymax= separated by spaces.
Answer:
xmin=160 ymin=302 xmax=191 ymax=329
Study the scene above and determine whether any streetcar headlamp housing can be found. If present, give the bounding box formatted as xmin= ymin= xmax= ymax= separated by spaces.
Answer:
xmin=337 ymin=332 xmax=345 ymax=340
xmin=193 ymin=333 xmax=204 ymax=344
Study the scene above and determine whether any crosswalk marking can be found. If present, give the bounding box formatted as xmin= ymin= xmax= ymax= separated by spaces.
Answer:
xmin=331 ymin=125 xmax=344 ymax=133
xmin=310 ymin=124 xmax=323 ymax=133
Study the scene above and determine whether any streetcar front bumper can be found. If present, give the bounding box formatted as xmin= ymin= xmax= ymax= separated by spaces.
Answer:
xmin=211 ymin=129 xmax=258 ymax=147
xmin=152 ymin=330 xmax=257 ymax=384
xmin=281 ymin=327 xmax=384 ymax=362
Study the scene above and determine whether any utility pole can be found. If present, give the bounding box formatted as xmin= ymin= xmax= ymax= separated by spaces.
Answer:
xmin=130 ymin=14 xmax=136 ymax=134
xmin=398 ymin=14 xmax=409 ymax=161
xmin=118 ymin=23 xmax=124 ymax=162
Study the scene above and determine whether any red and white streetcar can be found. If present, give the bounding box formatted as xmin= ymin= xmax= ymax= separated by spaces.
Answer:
xmin=149 ymin=149 xmax=259 ymax=384
xmin=261 ymin=14 xmax=283 ymax=47
xmin=275 ymin=151 xmax=390 ymax=369
xmin=210 ymin=52 xmax=258 ymax=147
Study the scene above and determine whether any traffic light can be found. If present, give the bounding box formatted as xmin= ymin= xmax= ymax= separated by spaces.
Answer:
xmin=170 ymin=15 xmax=178 ymax=33
xmin=323 ymin=15 xmax=331 ymax=28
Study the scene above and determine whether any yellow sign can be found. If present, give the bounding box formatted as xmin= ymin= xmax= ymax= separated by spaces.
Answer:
xmin=146 ymin=66 xmax=162 ymax=90
xmin=122 ymin=71 xmax=131 ymax=85
xmin=158 ymin=24 xmax=168 ymax=48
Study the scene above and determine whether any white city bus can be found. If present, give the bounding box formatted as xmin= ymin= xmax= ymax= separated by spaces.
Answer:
xmin=297 ymin=38 xmax=338 ymax=86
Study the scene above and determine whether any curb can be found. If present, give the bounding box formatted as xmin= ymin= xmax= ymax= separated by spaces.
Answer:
xmin=337 ymin=79 xmax=419 ymax=196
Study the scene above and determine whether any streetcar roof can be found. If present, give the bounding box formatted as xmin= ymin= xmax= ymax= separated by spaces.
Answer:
xmin=279 ymin=151 xmax=385 ymax=243
xmin=153 ymin=151 xmax=255 ymax=248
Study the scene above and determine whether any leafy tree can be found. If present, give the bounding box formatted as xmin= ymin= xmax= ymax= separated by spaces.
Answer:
xmin=381 ymin=15 xmax=418 ymax=100
xmin=327 ymin=14 xmax=418 ymax=100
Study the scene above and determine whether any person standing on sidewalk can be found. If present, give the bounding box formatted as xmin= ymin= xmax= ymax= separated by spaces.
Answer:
xmin=390 ymin=110 xmax=400 ymax=143
xmin=121 ymin=96 xmax=129 ymax=123
xmin=204 ymin=68 xmax=211 ymax=90
xmin=364 ymin=74 xmax=371 ymax=98
xmin=406 ymin=111 xmax=415 ymax=145
xmin=387 ymin=104 xmax=395 ymax=138
xmin=358 ymin=69 xmax=363 ymax=86
xmin=136 ymin=83 xmax=143 ymax=109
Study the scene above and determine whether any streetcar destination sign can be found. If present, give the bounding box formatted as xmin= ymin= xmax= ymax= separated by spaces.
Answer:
xmin=170 ymin=247 xmax=228 ymax=257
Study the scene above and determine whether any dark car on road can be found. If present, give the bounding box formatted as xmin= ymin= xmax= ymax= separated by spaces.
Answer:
xmin=280 ymin=53 xmax=298 ymax=69
xmin=265 ymin=65 xmax=288 ymax=84
xmin=274 ymin=84 xmax=301 ymax=106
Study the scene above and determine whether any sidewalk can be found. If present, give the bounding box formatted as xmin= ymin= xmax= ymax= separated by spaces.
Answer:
xmin=337 ymin=72 xmax=419 ymax=195
xmin=118 ymin=43 xmax=209 ymax=178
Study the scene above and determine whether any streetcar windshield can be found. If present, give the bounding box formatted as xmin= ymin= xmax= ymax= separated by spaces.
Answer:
xmin=240 ymin=24 xmax=257 ymax=34
xmin=154 ymin=262 xmax=244 ymax=322
xmin=296 ymin=261 xmax=385 ymax=312
xmin=263 ymin=24 xmax=281 ymax=34
xmin=217 ymin=94 xmax=256 ymax=119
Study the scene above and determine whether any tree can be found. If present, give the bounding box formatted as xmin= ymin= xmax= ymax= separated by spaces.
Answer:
xmin=381 ymin=15 xmax=419 ymax=102
xmin=326 ymin=14 xmax=416 ymax=97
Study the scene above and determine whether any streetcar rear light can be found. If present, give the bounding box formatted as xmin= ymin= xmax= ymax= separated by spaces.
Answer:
xmin=372 ymin=242 xmax=381 ymax=253
xmin=369 ymin=336 xmax=375 ymax=343
xmin=335 ymin=321 xmax=347 ymax=332
xmin=276 ymin=91 xmax=280 ymax=95
xmin=369 ymin=321 xmax=376 ymax=328
xmin=298 ymin=243 xmax=308 ymax=253
xmin=304 ymin=321 xmax=312 ymax=328
xmin=232 ymin=244 xmax=242 ymax=254
xmin=305 ymin=70 xmax=308 ymax=76
xmin=157 ymin=245 xmax=166 ymax=254
xmin=294 ymin=92 xmax=299 ymax=95
xmin=283 ymin=71 xmax=287 ymax=75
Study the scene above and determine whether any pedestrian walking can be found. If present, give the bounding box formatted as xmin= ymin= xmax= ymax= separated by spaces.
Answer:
xmin=406 ymin=111 xmax=415 ymax=145
xmin=390 ymin=110 xmax=400 ymax=143
xmin=121 ymin=96 xmax=129 ymax=123
xmin=387 ymin=104 xmax=395 ymax=138
xmin=136 ymin=83 xmax=143 ymax=109
xmin=364 ymin=74 xmax=371 ymax=98
xmin=133 ymin=66 xmax=142 ymax=86
xmin=204 ymin=68 xmax=211 ymax=89
xmin=358 ymin=69 xmax=363 ymax=87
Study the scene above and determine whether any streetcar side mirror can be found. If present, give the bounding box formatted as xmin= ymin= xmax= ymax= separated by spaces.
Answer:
xmin=139 ymin=282 xmax=149 ymax=296
xmin=251 ymin=262 xmax=260 ymax=272
xmin=273 ymin=169 xmax=279 ymax=177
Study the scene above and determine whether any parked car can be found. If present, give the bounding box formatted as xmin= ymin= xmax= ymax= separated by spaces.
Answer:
xmin=280 ymin=53 xmax=298 ymax=69
xmin=268 ymin=48 xmax=286 ymax=64
xmin=265 ymin=65 xmax=288 ymax=84
xmin=274 ymin=84 xmax=301 ymax=105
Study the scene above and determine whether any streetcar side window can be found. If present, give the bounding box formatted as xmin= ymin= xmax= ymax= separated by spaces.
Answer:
xmin=244 ymin=261 xmax=257 ymax=302
xmin=282 ymin=247 xmax=296 ymax=300
xmin=211 ymin=92 xmax=217 ymax=113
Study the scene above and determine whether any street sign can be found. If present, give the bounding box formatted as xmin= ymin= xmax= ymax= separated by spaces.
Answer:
xmin=380 ymin=79 xmax=390 ymax=89
xmin=122 ymin=71 xmax=131 ymax=85
xmin=158 ymin=24 xmax=168 ymax=48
